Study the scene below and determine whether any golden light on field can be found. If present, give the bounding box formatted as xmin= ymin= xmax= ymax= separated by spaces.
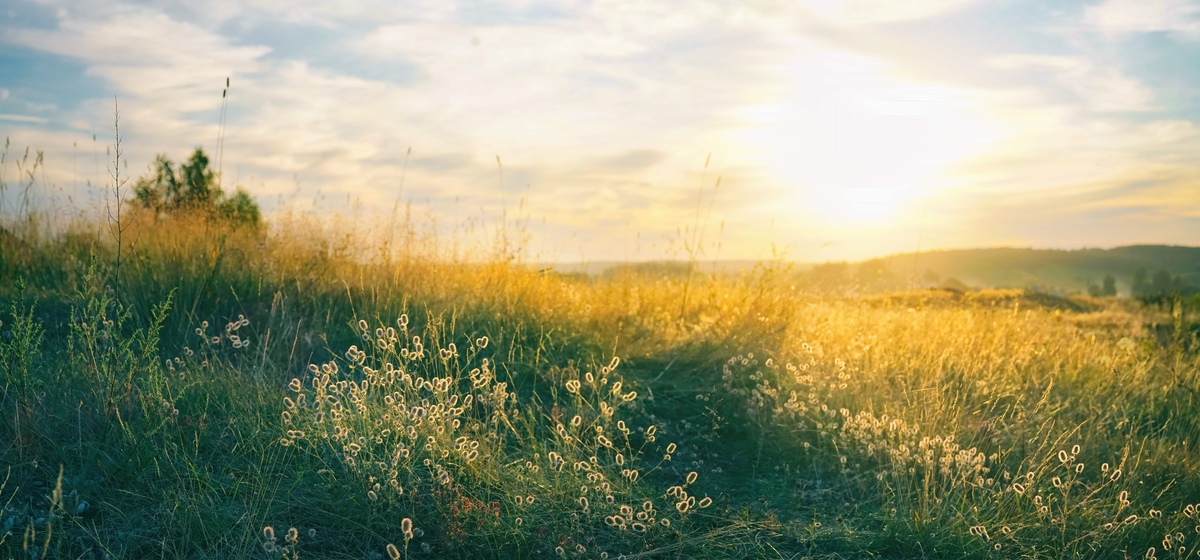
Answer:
xmin=735 ymin=52 xmax=1002 ymax=229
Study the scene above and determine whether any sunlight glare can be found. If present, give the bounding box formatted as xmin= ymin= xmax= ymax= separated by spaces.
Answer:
xmin=736 ymin=53 xmax=1000 ymax=229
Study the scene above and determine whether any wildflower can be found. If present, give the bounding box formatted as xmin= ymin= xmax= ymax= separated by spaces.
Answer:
xmin=387 ymin=543 xmax=401 ymax=560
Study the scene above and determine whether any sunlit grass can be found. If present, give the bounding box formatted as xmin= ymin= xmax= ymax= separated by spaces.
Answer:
xmin=0 ymin=206 xmax=1197 ymax=558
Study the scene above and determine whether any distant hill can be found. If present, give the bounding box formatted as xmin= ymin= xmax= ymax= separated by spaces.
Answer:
xmin=543 ymin=245 xmax=1200 ymax=296
xmin=858 ymin=245 xmax=1200 ymax=295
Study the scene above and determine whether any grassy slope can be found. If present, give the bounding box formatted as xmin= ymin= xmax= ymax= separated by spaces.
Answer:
xmin=1 ymin=213 xmax=1199 ymax=559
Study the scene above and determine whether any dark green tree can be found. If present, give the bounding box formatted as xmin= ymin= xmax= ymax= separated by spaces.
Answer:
xmin=176 ymin=148 xmax=218 ymax=209
xmin=1101 ymin=274 xmax=1117 ymax=297
xmin=1132 ymin=268 xmax=1147 ymax=297
xmin=132 ymin=148 xmax=259 ymax=226
xmin=217 ymin=189 xmax=261 ymax=225
xmin=1151 ymin=269 xmax=1174 ymax=296
xmin=131 ymin=154 xmax=178 ymax=213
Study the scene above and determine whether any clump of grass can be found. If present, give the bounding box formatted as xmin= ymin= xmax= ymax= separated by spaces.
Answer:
xmin=279 ymin=317 xmax=713 ymax=557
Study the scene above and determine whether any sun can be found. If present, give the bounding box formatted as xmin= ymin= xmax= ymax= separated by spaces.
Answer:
xmin=733 ymin=53 xmax=999 ymax=228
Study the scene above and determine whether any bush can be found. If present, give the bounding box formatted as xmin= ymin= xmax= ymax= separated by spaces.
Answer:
xmin=132 ymin=148 xmax=260 ymax=227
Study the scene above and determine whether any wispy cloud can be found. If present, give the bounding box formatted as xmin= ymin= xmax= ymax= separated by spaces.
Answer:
xmin=0 ymin=113 xmax=46 ymax=124
xmin=0 ymin=0 xmax=1198 ymax=261
xmin=988 ymin=54 xmax=1156 ymax=112
xmin=798 ymin=0 xmax=980 ymax=26
xmin=1085 ymin=0 xmax=1200 ymax=38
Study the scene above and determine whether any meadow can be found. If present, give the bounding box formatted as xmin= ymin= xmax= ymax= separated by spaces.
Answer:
xmin=1 ymin=193 xmax=1199 ymax=559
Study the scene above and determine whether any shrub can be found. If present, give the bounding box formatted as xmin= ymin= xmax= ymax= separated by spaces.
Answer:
xmin=131 ymin=148 xmax=260 ymax=227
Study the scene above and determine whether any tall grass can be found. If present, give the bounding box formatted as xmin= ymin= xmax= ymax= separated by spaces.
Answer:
xmin=1 ymin=159 xmax=1198 ymax=558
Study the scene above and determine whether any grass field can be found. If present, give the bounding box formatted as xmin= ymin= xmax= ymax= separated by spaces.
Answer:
xmin=1 ymin=207 xmax=1199 ymax=559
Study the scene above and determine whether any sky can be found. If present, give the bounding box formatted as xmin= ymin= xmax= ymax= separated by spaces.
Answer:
xmin=1 ymin=0 xmax=1199 ymax=263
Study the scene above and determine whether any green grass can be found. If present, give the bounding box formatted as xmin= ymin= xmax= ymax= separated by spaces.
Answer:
xmin=1 ymin=208 xmax=1198 ymax=559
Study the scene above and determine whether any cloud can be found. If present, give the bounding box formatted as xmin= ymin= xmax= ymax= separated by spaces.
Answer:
xmin=0 ymin=113 xmax=47 ymax=123
xmin=588 ymin=149 xmax=667 ymax=172
xmin=797 ymin=0 xmax=979 ymax=26
xmin=2 ymin=0 xmax=1200 ymax=261
xmin=1085 ymin=0 xmax=1200 ymax=38
xmin=988 ymin=54 xmax=1155 ymax=112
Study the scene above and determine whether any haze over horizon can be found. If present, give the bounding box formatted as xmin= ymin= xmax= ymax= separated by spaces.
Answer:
xmin=2 ymin=0 xmax=1199 ymax=263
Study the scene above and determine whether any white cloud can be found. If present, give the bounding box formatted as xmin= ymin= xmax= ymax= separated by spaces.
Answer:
xmin=1085 ymin=0 xmax=1200 ymax=37
xmin=988 ymin=54 xmax=1155 ymax=112
xmin=799 ymin=0 xmax=979 ymax=25
xmin=0 ymin=113 xmax=48 ymax=124
xmin=3 ymin=0 xmax=1200 ymax=260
